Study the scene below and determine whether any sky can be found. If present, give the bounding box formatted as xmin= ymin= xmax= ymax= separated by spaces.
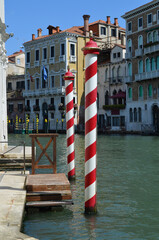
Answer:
xmin=4 ymin=0 xmax=151 ymax=56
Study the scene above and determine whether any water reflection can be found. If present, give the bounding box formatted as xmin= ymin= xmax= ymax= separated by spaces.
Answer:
xmin=8 ymin=134 xmax=159 ymax=239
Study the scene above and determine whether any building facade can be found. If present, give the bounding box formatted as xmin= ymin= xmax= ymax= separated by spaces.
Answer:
xmin=98 ymin=44 xmax=126 ymax=131
xmin=122 ymin=0 xmax=159 ymax=133
xmin=23 ymin=15 xmax=126 ymax=132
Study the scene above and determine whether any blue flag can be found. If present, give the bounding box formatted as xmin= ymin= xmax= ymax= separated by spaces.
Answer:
xmin=43 ymin=66 xmax=47 ymax=81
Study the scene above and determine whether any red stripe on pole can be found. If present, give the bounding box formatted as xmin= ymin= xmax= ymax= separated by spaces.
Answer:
xmin=66 ymin=118 xmax=74 ymax=129
xmin=85 ymin=194 xmax=96 ymax=208
xmin=66 ymin=100 xmax=73 ymax=112
xmin=66 ymin=83 xmax=73 ymax=95
xmin=85 ymin=169 xmax=96 ymax=188
xmin=85 ymin=61 xmax=97 ymax=82
xmin=67 ymin=135 xmax=74 ymax=147
xmin=68 ymin=151 xmax=75 ymax=164
xmin=85 ymin=142 xmax=96 ymax=162
xmin=68 ymin=168 xmax=75 ymax=177
xmin=85 ymin=115 xmax=97 ymax=135
xmin=85 ymin=87 xmax=97 ymax=109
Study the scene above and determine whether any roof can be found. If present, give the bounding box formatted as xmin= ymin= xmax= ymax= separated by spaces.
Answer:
xmin=8 ymin=50 xmax=24 ymax=63
xmin=113 ymin=43 xmax=126 ymax=49
xmin=24 ymin=19 xmax=125 ymax=44
xmin=122 ymin=0 xmax=159 ymax=18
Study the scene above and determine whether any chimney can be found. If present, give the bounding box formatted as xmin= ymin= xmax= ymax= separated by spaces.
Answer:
xmin=32 ymin=34 xmax=35 ymax=40
xmin=83 ymin=15 xmax=90 ymax=37
xmin=114 ymin=18 xmax=118 ymax=26
xmin=56 ymin=26 xmax=60 ymax=33
xmin=107 ymin=16 xmax=111 ymax=24
xmin=37 ymin=28 xmax=42 ymax=37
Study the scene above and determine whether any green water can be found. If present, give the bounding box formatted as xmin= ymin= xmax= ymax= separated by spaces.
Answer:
xmin=8 ymin=134 xmax=159 ymax=239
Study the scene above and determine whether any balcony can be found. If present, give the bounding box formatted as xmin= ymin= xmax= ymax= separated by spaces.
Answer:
xmin=34 ymin=61 xmax=39 ymax=67
xmin=70 ymin=56 xmax=76 ymax=63
xmin=144 ymin=42 xmax=159 ymax=55
xmin=49 ymin=57 xmax=55 ymax=64
xmin=41 ymin=59 xmax=47 ymax=65
xmin=135 ymin=70 xmax=159 ymax=81
xmin=23 ymin=87 xmax=65 ymax=98
xmin=59 ymin=55 xmax=65 ymax=62
xmin=125 ymin=52 xmax=132 ymax=59
xmin=124 ymin=76 xmax=132 ymax=83
xmin=48 ymin=104 xmax=55 ymax=111
xmin=33 ymin=105 xmax=40 ymax=111
xmin=135 ymin=48 xmax=143 ymax=57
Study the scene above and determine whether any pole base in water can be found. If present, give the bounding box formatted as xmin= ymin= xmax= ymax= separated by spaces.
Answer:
xmin=85 ymin=206 xmax=97 ymax=215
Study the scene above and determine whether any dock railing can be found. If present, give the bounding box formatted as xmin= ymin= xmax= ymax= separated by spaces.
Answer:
xmin=0 ymin=141 xmax=26 ymax=174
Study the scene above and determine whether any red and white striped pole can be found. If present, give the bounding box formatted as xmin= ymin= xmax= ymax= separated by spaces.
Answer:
xmin=64 ymin=68 xmax=75 ymax=180
xmin=82 ymin=38 xmax=100 ymax=214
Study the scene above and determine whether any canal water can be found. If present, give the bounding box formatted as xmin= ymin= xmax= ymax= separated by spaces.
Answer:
xmin=8 ymin=134 xmax=159 ymax=239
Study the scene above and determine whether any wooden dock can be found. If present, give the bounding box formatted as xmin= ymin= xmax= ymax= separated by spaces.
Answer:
xmin=26 ymin=173 xmax=73 ymax=208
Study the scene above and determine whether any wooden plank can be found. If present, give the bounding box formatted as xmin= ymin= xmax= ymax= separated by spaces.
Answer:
xmin=32 ymin=137 xmax=35 ymax=174
xmin=26 ymin=191 xmax=72 ymax=201
xmin=26 ymin=200 xmax=73 ymax=208
xmin=34 ymin=165 xmax=53 ymax=169
xmin=29 ymin=134 xmax=58 ymax=137
xmin=53 ymin=137 xmax=56 ymax=173
xmin=35 ymin=137 xmax=53 ymax=165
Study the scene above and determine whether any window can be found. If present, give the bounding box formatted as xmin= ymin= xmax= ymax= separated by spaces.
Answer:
xmin=146 ymin=58 xmax=150 ymax=72
xmin=153 ymin=31 xmax=157 ymax=42
xmin=27 ymin=100 xmax=30 ymax=107
xmin=51 ymin=98 xmax=54 ymax=105
xmin=148 ymin=84 xmax=152 ymax=98
xmin=112 ymin=67 xmax=115 ymax=80
xmin=51 ymin=112 xmax=54 ymax=119
xmin=61 ymin=43 xmax=65 ymax=56
xmin=51 ymin=76 xmax=55 ymax=88
xmin=147 ymin=32 xmax=152 ymax=43
xmin=26 ymin=52 xmax=30 ymax=63
xmin=138 ymin=17 xmax=143 ymax=29
xmin=134 ymin=108 xmax=137 ymax=122
xmin=117 ymin=52 xmax=120 ymax=58
xmin=101 ymin=27 xmax=106 ymax=35
xmin=70 ymin=43 xmax=75 ymax=56
xmin=105 ymin=69 xmax=108 ymax=82
xmin=128 ymin=22 xmax=132 ymax=32
xmin=27 ymin=80 xmax=30 ymax=90
xmin=128 ymin=88 xmax=132 ymax=99
xmin=139 ymin=60 xmax=143 ymax=74
xmin=61 ymin=96 xmax=65 ymax=106
xmin=128 ymin=39 xmax=132 ymax=52
xmin=61 ymin=74 xmax=65 ymax=87
xmin=9 ymin=104 xmax=13 ymax=113
xmin=8 ymin=82 xmax=12 ymax=90
xmin=105 ymin=91 xmax=109 ymax=105
xmin=17 ymin=58 xmax=20 ymax=65
xmin=35 ymin=50 xmax=39 ymax=61
xmin=43 ymin=48 xmax=47 ymax=59
xmin=113 ymin=53 xmax=116 ymax=58
xmin=147 ymin=13 xmax=152 ymax=25
xmin=50 ymin=46 xmax=54 ymax=58
xmin=112 ymin=117 xmax=120 ymax=127
xmin=35 ymin=99 xmax=39 ymax=106
xmin=111 ymin=28 xmax=116 ymax=37
xmin=128 ymin=63 xmax=132 ymax=76
xmin=139 ymin=86 xmax=143 ymax=98
xmin=151 ymin=57 xmax=156 ymax=71
xmin=36 ymin=78 xmax=39 ymax=89
xmin=138 ymin=35 xmax=143 ymax=49
xmin=138 ymin=108 xmax=142 ymax=122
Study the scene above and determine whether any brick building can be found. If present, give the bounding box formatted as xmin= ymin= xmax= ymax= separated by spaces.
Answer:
xmin=122 ymin=0 xmax=159 ymax=133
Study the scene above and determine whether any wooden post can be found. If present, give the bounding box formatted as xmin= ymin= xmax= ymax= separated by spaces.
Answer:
xmin=32 ymin=137 xmax=35 ymax=174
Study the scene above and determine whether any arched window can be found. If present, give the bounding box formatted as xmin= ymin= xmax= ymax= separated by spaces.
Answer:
xmin=147 ymin=32 xmax=152 ymax=43
xmin=145 ymin=58 xmax=150 ymax=72
xmin=148 ymin=84 xmax=152 ymax=98
xmin=118 ymin=89 xmax=122 ymax=104
xmin=105 ymin=68 xmax=108 ymax=82
xmin=112 ymin=67 xmax=115 ymax=78
xmin=134 ymin=108 xmax=137 ymax=122
xmin=128 ymin=87 xmax=132 ymax=99
xmin=105 ymin=91 xmax=109 ymax=105
xmin=151 ymin=57 xmax=156 ymax=71
xmin=157 ymin=56 xmax=159 ymax=70
xmin=113 ymin=89 xmax=117 ymax=104
xmin=117 ymin=66 xmax=122 ymax=82
xmin=153 ymin=31 xmax=157 ymax=42
xmin=138 ymin=35 xmax=143 ymax=48
xmin=129 ymin=108 xmax=133 ymax=122
xmin=128 ymin=39 xmax=132 ymax=52
xmin=128 ymin=63 xmax=132 ymax=76
xmin=139 ymin=86 xmax=143 ymax=98
xmin=138 ymin=108 xmax=142 ymax=122
xmin=139 ymin=60 xmax=143 ymax=74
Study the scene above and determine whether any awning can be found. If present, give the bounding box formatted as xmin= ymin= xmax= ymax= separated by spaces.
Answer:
xmin=110 ymin=91 xmax=126 ymax=99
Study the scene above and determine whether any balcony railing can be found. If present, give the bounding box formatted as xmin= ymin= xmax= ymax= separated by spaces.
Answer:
xmin=124 ymin=76 xmax=132 ymax=83
xmin=110 ymin=77 xmax=124 ymax=84
xmin=25 ymin=105 xmax=31 ymax=112
xmin=23 ymin=87 xmax=65 ymax=97
xmin=135 ymin=70 xmax=159 ymax=81
xmin=48 ymin=104 xmax=55 ymax=111
xmin=33 ymin=105 xmax=40 ymax=111
xmin=49 ymin=57 xmax=55 ymax=64
xmin=144 ymin=42 xmax=159 ymax=55
xmin=70 ymin=56 xmax=76 ymax=63
xmin=34 ymin=61 xmax=39 ymax=67
xmin=135 ymin=48 xmax=143 ymax=57
xmin=59 ymin=55 xmax=65 ymax=62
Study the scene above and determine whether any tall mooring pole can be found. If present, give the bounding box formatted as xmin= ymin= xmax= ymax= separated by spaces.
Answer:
xmin=82 ymin=36 xmax=100 ymax=214
xmin=64 ymin=68 xmax=75 ymax=180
